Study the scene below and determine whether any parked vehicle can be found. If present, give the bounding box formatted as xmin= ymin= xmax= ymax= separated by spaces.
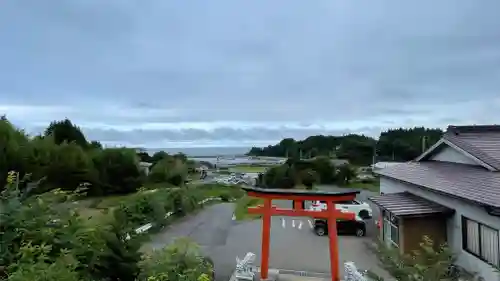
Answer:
xmin=313 ymin=217 xmax=366 ymax=237
xmin=309 ymin=199 xmax=372 ymax=219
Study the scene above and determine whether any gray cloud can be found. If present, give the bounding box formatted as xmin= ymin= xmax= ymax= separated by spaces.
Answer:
xmin=1 ymin=0 xmax=500 ymax=147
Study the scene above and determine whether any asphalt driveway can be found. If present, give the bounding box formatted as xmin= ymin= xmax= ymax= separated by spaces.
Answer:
xmin=143 ymin=194 xmax=390 ymax=281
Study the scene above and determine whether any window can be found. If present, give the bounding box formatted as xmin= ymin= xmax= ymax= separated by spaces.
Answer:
xmin=383 ymin=211 xmax=399 ymax=247
xmin=462 ymin=216 xmax=500 ymax=266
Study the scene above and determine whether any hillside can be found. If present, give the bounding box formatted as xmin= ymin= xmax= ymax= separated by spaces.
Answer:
xmin=247 ymin=127 xmax=443 ymax=166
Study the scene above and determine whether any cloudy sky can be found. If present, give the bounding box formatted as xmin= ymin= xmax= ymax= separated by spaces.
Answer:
xmin=1 ymin=1 xmax=500 ymax=148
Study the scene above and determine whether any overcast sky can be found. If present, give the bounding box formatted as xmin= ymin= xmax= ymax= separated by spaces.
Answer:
xmin=1 ymin=1 xmax=500 ymax=148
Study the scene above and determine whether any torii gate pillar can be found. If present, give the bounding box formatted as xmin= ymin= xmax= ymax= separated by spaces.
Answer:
xmin=243 ymin=187 xmax=359 ymax=281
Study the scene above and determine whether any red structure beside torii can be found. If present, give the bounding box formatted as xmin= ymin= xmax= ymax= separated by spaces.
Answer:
xmin=242 ymin=186 xmax=359 ymax=281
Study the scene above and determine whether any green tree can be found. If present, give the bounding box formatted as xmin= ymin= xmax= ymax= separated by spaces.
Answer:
xmin=38 ymin=141 xmax=95 ymax=193
xmin=335 ymin=164 xmax=356 ymax=185
xmin=310 ymin=156 xmax=336 ymax=184
xmin=92 ymin=148 xmax=143 ymax=196
xmin=377 ymin=127 xmax=442 ymax=162
xmin=137 ymin=151 xmax=152 ymax=163
xmin=247 ymin=127 xmax=444 ymax=166
xmin=151 ymin=151 xmax=169 ymax=165
xmin=263 ymin=165 xmax=295 ymax=189
xmin=0 ymin=118 xmax=29 ymax=189
xmin=89 ymin=140 xmax=103 ymax=149
xmin=149 ymin=157 xmax=188 ymax=186
xmin=297 ymin=169 xmax=319 ymax=189
xmin=44 ymin=119 xmax=88 ymax=148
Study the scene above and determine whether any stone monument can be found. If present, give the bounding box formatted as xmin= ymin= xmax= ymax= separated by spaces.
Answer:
xmin=344 ymin=262 xmax=367 ymax=281
xmin=234 ymin=252 xmax=256 ymax=281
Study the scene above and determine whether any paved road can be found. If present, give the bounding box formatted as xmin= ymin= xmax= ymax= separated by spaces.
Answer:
xmin=143 ymin=192 xmax=390 ymax=281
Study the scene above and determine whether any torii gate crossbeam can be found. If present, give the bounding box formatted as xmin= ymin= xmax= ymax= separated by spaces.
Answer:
xmin=242 ymin=187 xmax=359 ymax=281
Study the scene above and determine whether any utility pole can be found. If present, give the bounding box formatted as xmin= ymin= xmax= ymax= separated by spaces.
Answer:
xmin=422 ymin=136 xmax=427 ymax=153
xmin=372 ymin=145 xmax=377 ymax=167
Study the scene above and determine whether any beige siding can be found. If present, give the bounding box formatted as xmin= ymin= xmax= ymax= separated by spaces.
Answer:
xmin=430 ymin=145 xmax=479 ymax=166
xmin=380 ymin=177 xmax=500 ymax=281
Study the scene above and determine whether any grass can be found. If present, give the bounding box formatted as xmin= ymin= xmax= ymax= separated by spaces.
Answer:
xmin=233 ymin=195 xmax=264 ymax=221
xmin=346 ymin=180 xmax=380 ymax=192
xmin=229 ymin=165 xmax=268 ymax=173
xmin=76 ymin=183 xmax=245 ymax=228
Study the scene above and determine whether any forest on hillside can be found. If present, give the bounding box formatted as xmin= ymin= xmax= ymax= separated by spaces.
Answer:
xmin=247 ymin=127 xmax=444 ymax=166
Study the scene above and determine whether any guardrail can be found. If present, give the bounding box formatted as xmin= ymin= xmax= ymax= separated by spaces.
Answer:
xmin=126 ymin=196 xmax=228 ymax=240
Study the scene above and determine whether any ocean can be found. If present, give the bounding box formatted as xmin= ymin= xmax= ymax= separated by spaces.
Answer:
xmin=143 ymin=146 xmax=251 ymax=157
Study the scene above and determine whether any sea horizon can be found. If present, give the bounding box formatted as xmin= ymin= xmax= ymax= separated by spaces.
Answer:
xmin=142 ymin=146 xmax=252 ymax=157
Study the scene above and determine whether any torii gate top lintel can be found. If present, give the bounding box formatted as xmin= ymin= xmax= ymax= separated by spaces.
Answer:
xmin=241 ymin=186 xmax=359 ymax=281
xmin=241 ymin=186 xmax=359 ymax=201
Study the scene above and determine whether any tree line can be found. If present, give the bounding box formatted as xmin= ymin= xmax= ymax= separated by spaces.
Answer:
xmin=0 ymin=116 xmax=234 ymax=281
xmin=0 ymin=117 xmax=197 ymax=197
xmin=257 ymin=156 xmax=357 ymax=189
xmin=247 ymin=127 xmax=443 ymax=166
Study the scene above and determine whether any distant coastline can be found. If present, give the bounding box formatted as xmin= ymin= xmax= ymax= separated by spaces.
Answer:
xmin=141 ymin=146 xmax=252 ymax=157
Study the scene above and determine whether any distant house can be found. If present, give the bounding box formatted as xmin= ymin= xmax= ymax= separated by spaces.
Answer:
xmin=139 ymin=162 xmax=153 ymax=176
xmin=371 ymin=161 xmax=405 ymax=171
xmin=370 ymin=125 xmax=500 ymax=280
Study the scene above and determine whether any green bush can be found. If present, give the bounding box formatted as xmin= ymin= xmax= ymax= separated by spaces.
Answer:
xmin=6 ymin=244 xmax=81 ymax=281
xmin=91 ymin=148 xmax=143 ymax=196
xmin=148 ymin=157 xmax=188 ymax=186
xmin=219 ymin=193 xmax=231 ymax=202
xmin=0 ymin=119 xmax=29 ymax=189
xmin=297 ymin=169 xmax=319 ymax=189
xmin=113 ymin=188 xmax=199 ymax=232
xmin=0 ymin=181 xmax=141 ymax=281
xmin=138 ymin=238 xmax=214 ymax=281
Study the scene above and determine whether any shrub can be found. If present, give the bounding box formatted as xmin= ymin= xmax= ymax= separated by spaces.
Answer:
xmin=1 ymin=178 xmax=141 ymax=281
xmin=0 ymin=119 xmax=29 ymax=189
xmin=6 ymin=243 xmax=81 ymax=281
xmin=148 ymin=157 xmax=188 ymax=186
xmin=298 ymin=169 xmax=319 ymax=189
xmin=113 ymin=188 xmax=199 ymax=232
xmin=92 ymin=148 xmax=143 ymax=196
xmin=367 ymin=236 xmax=480 ymax=281
xmin=219 ymin=193 xmax=231 ymax=202
xmin=39 ymin=141 xmax=95 ymax=194
xmin=138 ymin=238 xmax=214 ymax=281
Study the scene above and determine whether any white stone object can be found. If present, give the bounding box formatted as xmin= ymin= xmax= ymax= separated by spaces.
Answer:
xmin=135 ymin=223 xmax=153 ymax=234
xmin=344 ymin=261 xmax=367 ymax=281
xmin=235 ymin=252 xmax=256 ymax=280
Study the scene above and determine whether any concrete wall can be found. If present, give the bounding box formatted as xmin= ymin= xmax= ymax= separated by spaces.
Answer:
xmin=380 ymin=177 xmax=500 ymax=281
xmin=430 ymin=145 xmax=479 ymax=166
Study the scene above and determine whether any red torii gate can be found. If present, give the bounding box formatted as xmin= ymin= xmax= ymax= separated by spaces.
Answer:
xmin=242 ymin=187 xmax=359 ymax=281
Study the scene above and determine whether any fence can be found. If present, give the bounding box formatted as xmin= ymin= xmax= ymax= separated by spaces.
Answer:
xmin=126 ymin=196 xmax=224 ymax=239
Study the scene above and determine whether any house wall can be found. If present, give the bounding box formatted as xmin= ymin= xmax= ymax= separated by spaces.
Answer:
xmin=381 ymin=177 xmax=500 ymax=281
xmin=430 ymin=146 xmax=478 ymax=166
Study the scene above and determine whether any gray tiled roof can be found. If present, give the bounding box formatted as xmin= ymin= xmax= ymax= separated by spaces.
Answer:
xmin=376 ymin=161 xmax=500 ymax=208
xmin=369 ymin=192 xmax=454 ymax=217
xmin=444 ymin=125 xmax=500 ymax=170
